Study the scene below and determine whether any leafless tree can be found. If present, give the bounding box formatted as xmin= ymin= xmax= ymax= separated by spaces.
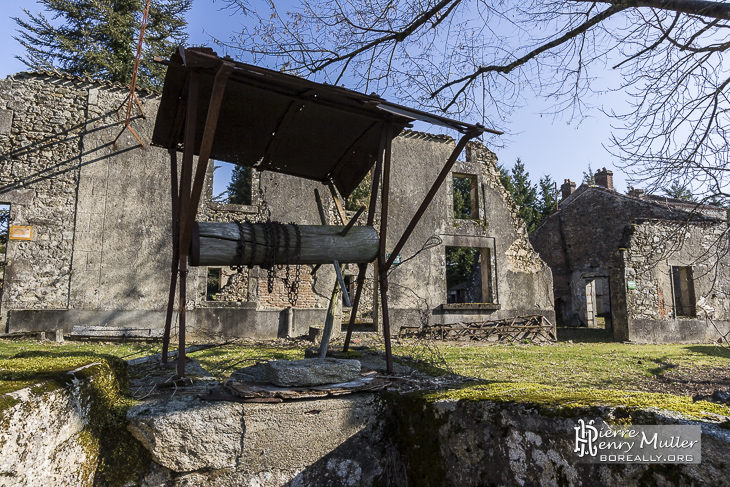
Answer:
xmin=218 ymin=0 xmax=730 ymax=200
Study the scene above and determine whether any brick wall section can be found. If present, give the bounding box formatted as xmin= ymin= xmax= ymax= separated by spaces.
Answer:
xmin=257 ymin=267 xmax=323 ymax=309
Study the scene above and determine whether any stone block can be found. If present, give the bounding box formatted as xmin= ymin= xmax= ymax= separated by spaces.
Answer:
xmin=265 ymin=358 xmax=362 ymax=387
xmin=127 ymin=395 xmax=244 ymax=473
xmin=0 ymin=109 xmax=12 ymax=135
xmin=87 ymin=88 xmax=98 ymax=106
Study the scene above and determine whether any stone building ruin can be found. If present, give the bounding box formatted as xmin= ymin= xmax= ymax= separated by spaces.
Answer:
xmin=530 ymin=169 xmax=730 ymax=343
xmin=0 ymin=71 xmax=554 ymax=338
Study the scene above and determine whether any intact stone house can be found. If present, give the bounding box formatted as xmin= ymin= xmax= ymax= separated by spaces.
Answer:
xmin=530 ymin=169 xmax=730 ymax=343
xmin=0 ymin=71 xmax=554 ymax=338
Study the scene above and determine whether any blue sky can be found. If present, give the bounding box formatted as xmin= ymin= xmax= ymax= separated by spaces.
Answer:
xmin=0 ymin=0 xmax=631 ymax=196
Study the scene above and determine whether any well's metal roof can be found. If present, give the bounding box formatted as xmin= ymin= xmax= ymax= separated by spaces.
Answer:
xmin=151 ymin=47 xmax=500 ymax=197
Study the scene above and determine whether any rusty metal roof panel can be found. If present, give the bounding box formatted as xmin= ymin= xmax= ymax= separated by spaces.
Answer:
xmin=151 ymin=47 xmax=497 ymax=197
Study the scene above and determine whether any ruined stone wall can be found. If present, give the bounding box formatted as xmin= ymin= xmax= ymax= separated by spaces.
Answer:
xmin=385 ymin=133 xmax=554 ymax=329
xmin=69 ymin=86 xmax=171 ymax=313
xmin=618 ymin=219 xmax=730 ymax=342
xmin=0 ymin=72 xmax=177 ymax=333
xmin=530 ymin=187 xmax=718 ymax=328
xmin=0 ymin=74 xmax=87 ymax=316
xmin=468 ymin=142 xmax=554 ymax=316
xmin=0 ymin=73 xmax=553 ymax=337
xmin=625 ymin=220 xmax=730 ymax=320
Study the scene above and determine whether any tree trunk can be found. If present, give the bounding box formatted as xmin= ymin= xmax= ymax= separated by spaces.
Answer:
xmin=191 ymin=222 xmax=379 ymax=266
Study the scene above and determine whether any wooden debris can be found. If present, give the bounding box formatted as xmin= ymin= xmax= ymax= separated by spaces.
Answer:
xmin=198 ymin=390 xmax=284 ymax=404
xmin=399 ymin=315 xmax=557 ymax=343
xmin=225 ymin=374 xmax=390 ymax=401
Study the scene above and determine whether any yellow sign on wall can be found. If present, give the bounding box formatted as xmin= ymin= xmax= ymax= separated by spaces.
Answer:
xmin=9 ymin=226 xmax=33 ymax=241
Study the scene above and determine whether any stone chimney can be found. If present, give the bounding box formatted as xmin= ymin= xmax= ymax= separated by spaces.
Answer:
xmin=628 ymin=187 xmax=644 ymax=198
xmin=561 ymin=179 xmax=576 ymax=200
xmin=595 ymin=168 xmax=613 ymax=191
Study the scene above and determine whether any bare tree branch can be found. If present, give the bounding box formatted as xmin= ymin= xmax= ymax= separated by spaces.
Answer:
xmin=221 ymin=0 xmax=730 ymax=199
xmin=580 ymin=0 xmax=730 ymax=20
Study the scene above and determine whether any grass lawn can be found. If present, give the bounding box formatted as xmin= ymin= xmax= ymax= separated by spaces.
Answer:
xmin=391 ymin=328 xmax=730 ymax=394
xmin=0 ymin=328 xmax=729 ymax=417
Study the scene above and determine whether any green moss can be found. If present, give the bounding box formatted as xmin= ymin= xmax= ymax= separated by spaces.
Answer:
xmin=0 ymin=350 xmax=151 ymax=486
xmin=0 ymin=394 xmax=19 ymax=415
xmin=330 ymin=350 xmax=363 ymax=359
xmin=423 ymin=382 xmax=730 ymax=420
xmin=64 ymin=356 xmax=152 ymax=487
xmin=67 ymin=429 xmax=99 ymax=487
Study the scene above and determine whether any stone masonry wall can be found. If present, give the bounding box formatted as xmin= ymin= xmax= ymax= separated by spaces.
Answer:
xmin=0 ymin=72 xmax=178 ymax=333
xmin=624 ymin=220 xmax=730 ymax=321
xmin=529 ymin=186 xmax=726 ymax=329
xmin=384 ymin=132 xmax=554 ymax=330
xmin=0 ymin=73 xmax=554 ymax=337
xmin=0 ymin=74 xmax=87 ymax=316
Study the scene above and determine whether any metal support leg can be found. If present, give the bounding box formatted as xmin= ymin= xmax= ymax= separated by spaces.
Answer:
xmin=343 ymin=262 xmax=368 ymax=351
xmin=343 ymin=124 xmax=386 ymax=352
xmin=379 ymin=123 xmax=394 ymax=373
xmin=162 ymin=148 xmax=180 ymax=364
xmin=175 ymin=71 xmax=199 ymax=378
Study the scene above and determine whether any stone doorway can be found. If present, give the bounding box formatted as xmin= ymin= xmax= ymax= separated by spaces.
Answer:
xmin=584 ymin=276 xmax=610 ymax=329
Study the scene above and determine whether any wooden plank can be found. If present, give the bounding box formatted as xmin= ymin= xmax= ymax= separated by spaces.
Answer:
xmin=192 ymin=223 xmax=379 ymax=266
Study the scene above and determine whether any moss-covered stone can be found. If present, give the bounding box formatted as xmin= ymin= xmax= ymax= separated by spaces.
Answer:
xmin=0 ymin=351 xmax=152 ymax=486
xmin=422 ymin=382 xmax=730 ymax=420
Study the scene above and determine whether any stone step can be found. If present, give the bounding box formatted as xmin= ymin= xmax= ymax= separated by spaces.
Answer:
xmin=70 ymin=325 xmax=162 ymax=341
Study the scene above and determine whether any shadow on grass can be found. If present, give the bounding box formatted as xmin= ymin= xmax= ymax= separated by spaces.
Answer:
xmin=681 ymin=345 xmax=730 ymax=359
xmin=556 ymin=327 xmax=616 ymax=343
xmin=646 ymin=357 xmax=678 ymax=376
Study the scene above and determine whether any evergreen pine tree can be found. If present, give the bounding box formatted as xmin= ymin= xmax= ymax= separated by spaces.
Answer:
xmin=446 ymin=247 xmax=479 ymax=286
xmin=452 ymin=176 xmax=474 ymax=219
xmin=537 ymin=174 xmax=557 ymax=222
xmin=345 ymin=172 xmax=372 ymax=211
xmin=227 ymin=165 xmax=253 ymax=205
xmin=582 ymin=164 xmax=595 ymax=185
xmin=508 ymin=159 xmax=539 ymax=232
xmin=663 ymin=182 xmax=695 ymax=201
xmin=499 ymin=160 xmax=555 ymax=232
xmin=13 ymin=0 xmax=190 ymax=90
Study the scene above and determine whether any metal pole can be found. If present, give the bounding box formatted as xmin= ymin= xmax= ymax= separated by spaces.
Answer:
xmin=379 ymin=123 xmax=394 ymax=373
xmin=162 ymin=148 xmax=179 ymax=364
xmin=343 ymin=124 xmax=387 ymax=351
xmin=179 ymin=62 xmax=233 ymax=259
xmin=175 ymin=71 xmax=199 ymax=378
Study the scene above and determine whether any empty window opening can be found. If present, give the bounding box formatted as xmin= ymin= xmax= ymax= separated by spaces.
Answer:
xmin=207 ymin=268 xmax=222 ymax=301
xmin=213 ymin=161 xmax=253 ymax=205
xmin=345 ymin=171 xmax=372 ymax=212
xmin=343 ymin=275 xmax=357 ymax=307
xmin=446 ymin=246 xmax=494 ymax=303
xmin=453 ymin=175 xmax=478 ymax=219
xmin=672 ymin=266 xmax=696 ymax=317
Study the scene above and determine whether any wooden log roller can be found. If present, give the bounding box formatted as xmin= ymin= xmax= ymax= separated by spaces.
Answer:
xmin=190 ymin=222 xmax=379 ymax=267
